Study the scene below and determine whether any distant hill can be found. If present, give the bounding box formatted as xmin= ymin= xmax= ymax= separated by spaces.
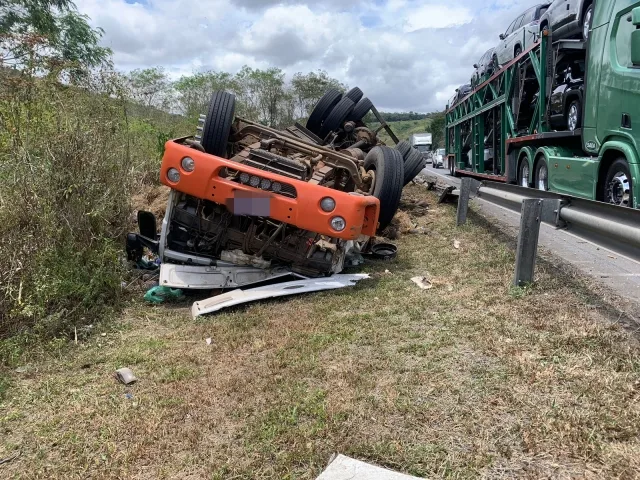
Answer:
xmin=370 ymin=119 xmax=433 ymax=145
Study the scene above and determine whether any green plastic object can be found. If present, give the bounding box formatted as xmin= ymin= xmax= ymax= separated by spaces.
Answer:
xmin=144 ymin=286 xmax=184 ymax=304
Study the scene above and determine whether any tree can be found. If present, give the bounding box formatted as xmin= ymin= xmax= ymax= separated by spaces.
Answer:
xmin=174 ymin=71 xmax=235 ymax=119
xmin=127 ymin=67 xmax=173 ymax=110
xmin=0 ymin=0 xmax=110 ymax=75
xmin=430 ymin=112 xmax=446 ymax=148
xmin=291 ymin=70 xmax=346 ymax=119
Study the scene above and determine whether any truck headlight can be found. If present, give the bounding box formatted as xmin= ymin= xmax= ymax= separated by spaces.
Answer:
xmin=167 ymin=168 xmax=180 ymax=183
xmin=260 ymin=178 xmax=272 ymax=190
xmin=320 ymin=197 xmax=336 ymax=212
xmin=331 ymin=216 xmax=346 ymax=232
xmin=249 ymin=175 xmax=260 ymax=187
xmin=181 ymin=157 xmax=195 ymax=172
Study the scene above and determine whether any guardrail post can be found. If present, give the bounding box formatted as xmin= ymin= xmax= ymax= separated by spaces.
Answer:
xmin=456 ymin=178 xmax=472 ymax=226
xmin=513 ymin=199 xmax=543 ymax=287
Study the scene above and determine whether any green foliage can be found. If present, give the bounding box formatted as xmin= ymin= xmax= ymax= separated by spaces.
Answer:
xmin=430 ymin=112 xmax=446 ymax=148
xmin=363 ymin=111 xmax=431 ymax=123
xmin=173 ymin=66 xmax=345 ymax=128
xmin=0 ymin=65 xmax=132 ymax=340
xmin=0 ymin=0 xmax=110 ymax=74
xmin=372 ymin=119 xmax=433 ymax=145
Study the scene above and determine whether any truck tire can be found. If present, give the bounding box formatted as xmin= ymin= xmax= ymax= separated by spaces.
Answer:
xmin=395 ymin=141 xmax=412 ymax=161
xmin=403 ymin=147 xmax=425 ymax=185
xmin=319 ymin=97 xmax=355 ymax=138
xmin=201 ymin=91 xmax=235 ymax=158
xmin=306 ymin=89 xmax=342 ymax=135
xmin=534 ymin=159 xmax=549 ymax=191
xmin=345 ymin=87 xmax=363 ymax=104
xmin=349 ymin=97 xmax=373 ymax=122
xmin=518 ymin=160 xmax=530 ymax=187
xmin=603 ymin=159 xmax=633 ymax=207
xmin=365 ymin=146 xmax=404 ymax=231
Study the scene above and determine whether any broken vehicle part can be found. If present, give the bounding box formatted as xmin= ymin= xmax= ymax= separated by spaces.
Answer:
xmin=159 ymin=263 xmax=296 ymax=290
xmin=191 ymin=274 xmax=370 ymax=318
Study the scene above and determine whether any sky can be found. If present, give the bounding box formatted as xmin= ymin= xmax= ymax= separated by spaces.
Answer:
xmin=75 ymin=0 xmax=542 ymax=112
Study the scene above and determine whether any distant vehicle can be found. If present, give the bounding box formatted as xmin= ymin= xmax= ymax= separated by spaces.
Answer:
xmin=549 ymin=59 xmax=585 ymax=131
xmin=540 ymin=0 xmax=594 ymax=41
xmin=472 ymin=48 xmax=496 ymax=86
xmin=495 ymin=4 xmax=550 ymax=66
xmin=433 ymin=148 xmax=446 ymax=169
xmin=410 ymin=133 xmax=433 ymax=160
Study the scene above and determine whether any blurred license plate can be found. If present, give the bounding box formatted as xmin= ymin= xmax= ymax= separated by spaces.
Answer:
xmin=226 ymin=191 xmax=271 ymax=216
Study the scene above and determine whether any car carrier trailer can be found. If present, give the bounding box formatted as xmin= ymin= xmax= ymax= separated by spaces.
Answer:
xmin=445 ymin=0 xmax=639 ymax=209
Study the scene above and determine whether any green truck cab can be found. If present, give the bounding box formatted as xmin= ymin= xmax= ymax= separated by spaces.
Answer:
xmin=445 ymin=0 xmax=639 ymax=209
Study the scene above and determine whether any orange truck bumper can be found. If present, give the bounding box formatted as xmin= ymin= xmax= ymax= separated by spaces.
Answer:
xmin=159 ymin=141 xmax=380 ymax=240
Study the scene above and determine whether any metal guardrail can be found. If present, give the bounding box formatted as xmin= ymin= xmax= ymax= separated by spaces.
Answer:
xmin=454 ymin=178 xmax=640 ymax=286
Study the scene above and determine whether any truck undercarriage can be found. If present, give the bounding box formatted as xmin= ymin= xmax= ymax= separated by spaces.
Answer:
xmin=128 ymin=89 xmax=427 ymax=288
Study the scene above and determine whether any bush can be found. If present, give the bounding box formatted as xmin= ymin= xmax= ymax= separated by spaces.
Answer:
xmin=0 ymin=67 xmax=133 ymax=344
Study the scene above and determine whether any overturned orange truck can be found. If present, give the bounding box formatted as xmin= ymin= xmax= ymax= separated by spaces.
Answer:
xmin=127 ymin=89 xmax=426 ymax=290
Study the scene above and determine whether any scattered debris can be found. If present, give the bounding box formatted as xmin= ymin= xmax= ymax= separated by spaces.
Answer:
xmin=0 ymin=451 xmax=21 ymax=466
xmin=369 ymin=243 xmax=398 ymax=261
xmin=317 ymin=454 xmax=422 ymax=480
xmin=191 ymin=274 xmax=370 ymax=318
xmin=125 ymin=393 xmax=134 ymax=400
xmin=411 ymin=276 xmax=433 ymax=290
xmin=115 ymin=368 xmax=138 ymax=385
xmin=205 ymin=338 xmax=212 ymax=345
xmin=453 ymin=240 xmax=461 ymax=249
xmin=14 ymin=366 xmax=28 ymax=374
xmin=144 ymin=286 xmax=185 ymax=304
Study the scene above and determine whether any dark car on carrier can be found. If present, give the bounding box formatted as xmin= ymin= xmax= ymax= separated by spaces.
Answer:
xmin=549 ymin=59 xmax=585 ymax=131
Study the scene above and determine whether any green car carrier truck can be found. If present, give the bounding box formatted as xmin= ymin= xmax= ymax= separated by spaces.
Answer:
xmin=445 ymin=0 xmax=639 ymax=209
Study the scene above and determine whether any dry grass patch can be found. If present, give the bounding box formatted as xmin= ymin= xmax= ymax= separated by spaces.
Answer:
xmin=2 ymin=185 xmax=640 ymax=479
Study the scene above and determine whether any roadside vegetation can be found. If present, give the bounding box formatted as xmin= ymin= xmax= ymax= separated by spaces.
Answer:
xmin=0 ymin=1 xmax=349 ymax=354
xmin=2 ymin=186 xmax=640 ymax=478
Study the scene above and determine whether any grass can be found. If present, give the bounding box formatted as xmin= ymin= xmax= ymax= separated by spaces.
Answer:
xmin=372 ymin=119 xmax=433 ymax=144
xmin=2 ymin=185 xmax=640 ymax=478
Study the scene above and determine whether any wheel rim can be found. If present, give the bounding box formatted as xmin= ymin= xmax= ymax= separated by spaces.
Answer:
xmin=607 ymin=172 xmax=631 ymax=207
xmin=521 ymin=164 xmax=529 ymax=187
xmin=537 ymin=165 xmax=548 ymax=191
xmin=583 ymin=9 xmax=592 ymax=40
xmin=568 ymin=104 xmax=578 ymax=131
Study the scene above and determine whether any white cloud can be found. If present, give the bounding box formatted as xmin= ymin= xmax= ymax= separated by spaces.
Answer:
xmin=404 ymin=5 xmax=473 ymax=32
xmin=76 ymin=0 xmax=542 ymax=112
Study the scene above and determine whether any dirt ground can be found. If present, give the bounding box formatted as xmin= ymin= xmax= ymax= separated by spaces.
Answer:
xmin=2 ymin=185 xmax=640 ymax=479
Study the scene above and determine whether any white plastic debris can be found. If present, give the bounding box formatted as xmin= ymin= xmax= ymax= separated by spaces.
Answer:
xmin=411 ymin=277 xmax=433 ymax=290
xmin=317 ymin=454 xmax=423 ymax=480
xmin=191 ymin=274 xmax=370 ymax=318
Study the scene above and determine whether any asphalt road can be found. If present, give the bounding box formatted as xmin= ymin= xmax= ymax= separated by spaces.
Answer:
xmin=420 ymin=163 xmax=640 ymax=317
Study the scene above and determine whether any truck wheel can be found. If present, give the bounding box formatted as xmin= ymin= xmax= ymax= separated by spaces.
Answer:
xmin=201 ymin=91 xmax=235 ymax=158
xmin=319 ymin=97 xmax=355 ymax=138
xmin=365 ymin=146 xmax=404 ymax=231
xmin=566 ymin=99 xmax=581 ymax=132
xmin=345 ymin=87 xmax=363 ymax=104
xmin=534 ymin=159 xmax=549 ymax=191
xmin=395 ymin=141 xmax=412 ymax=161
xmin=404 ymin=148 xmax=426 ymax=185
xmin=518 ymin=160 xmax=530 ymax=187
xmin=449 ymin=157 xmax=455 ymax=176
xmin=604 ymin=159 xmax=633 ymax=207
xmin=349 ymin=97 xmax=373 ymax=122
xmin=306 ymin=89 xmax=342 ymax=135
